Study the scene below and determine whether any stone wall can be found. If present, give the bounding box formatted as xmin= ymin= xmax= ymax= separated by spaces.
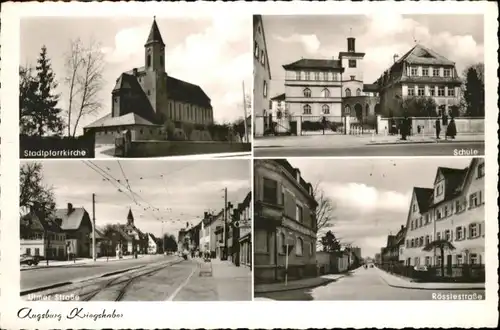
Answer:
xmin=124 ymin=141 xmax=251 ymax=157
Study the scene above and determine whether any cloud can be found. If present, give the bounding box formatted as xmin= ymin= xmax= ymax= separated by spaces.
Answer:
xmin=323 ymin=182 xmax=411 ymax=213
xmin=274 ymin=33 xmax=321 ymax=54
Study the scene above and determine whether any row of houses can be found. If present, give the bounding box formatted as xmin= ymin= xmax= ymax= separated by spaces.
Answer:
xmin=379 ymin=158 xmax=485 ymax=279
xmin=177 ymin=191 xmax=252 ymax=267
xmin=20 ymin=203 xmax=161 ymax=260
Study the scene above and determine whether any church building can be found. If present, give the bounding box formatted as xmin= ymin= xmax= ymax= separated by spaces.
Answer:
xmin=85 ymin=18 xmax=214 ymax=143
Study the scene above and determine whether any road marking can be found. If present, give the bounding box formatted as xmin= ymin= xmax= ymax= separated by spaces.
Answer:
xmin=165 ymin=264 xmax=197 ymax=301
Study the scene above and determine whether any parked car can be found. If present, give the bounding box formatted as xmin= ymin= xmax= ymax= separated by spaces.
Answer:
xmin=20 ymin=254 xmax=39 ymax=266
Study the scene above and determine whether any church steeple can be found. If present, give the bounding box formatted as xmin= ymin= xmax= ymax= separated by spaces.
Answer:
xmin=127 ymin=207 xmax=134 ymax=226
xmin=144 ymin=17 xmax=165 ymax=72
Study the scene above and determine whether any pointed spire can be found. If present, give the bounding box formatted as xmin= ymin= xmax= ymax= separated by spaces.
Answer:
xmin=145 ymin=16 xmax=165 ymax=46
xmin=127 ymin=207 xmax=134 ymax=225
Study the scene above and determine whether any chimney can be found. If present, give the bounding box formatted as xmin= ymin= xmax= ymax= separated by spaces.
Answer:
xmin=295 ymin=168 xmax=301 ymax=182
xmin=67 ymin=203 xmax=73 ymax=215
xmin=347 ymin=37 xmax=355 ymax=52
xmin=133 ymin=68 xmax=138 ymax=76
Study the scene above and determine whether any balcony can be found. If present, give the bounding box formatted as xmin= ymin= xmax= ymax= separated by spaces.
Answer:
xmin=254 ymin=200 xmax=283 ymax=228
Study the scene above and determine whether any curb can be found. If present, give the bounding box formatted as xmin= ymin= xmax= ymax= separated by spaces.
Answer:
xmin=376 ymin=270 xmax=485 ymax=291
xmin=21 ymin=257 xmax=182 ymax=296
xmin=254 ymin=275 xmax=345 ymax=294
xmin=20 ymin=256 xmax=146 ymax=271
xmin=367 ymin=139 xmax=484 ymax=146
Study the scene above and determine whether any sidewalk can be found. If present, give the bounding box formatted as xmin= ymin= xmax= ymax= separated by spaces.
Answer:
xmin=375 ymin=267 xmax=485 ymax=290
xmin=254 ymin=132 xmax=484 ymax=148
xmin=254 ymin=273 xmax=347 ymax=294
xmin=21 ymin=254 xmax=146 ymax=271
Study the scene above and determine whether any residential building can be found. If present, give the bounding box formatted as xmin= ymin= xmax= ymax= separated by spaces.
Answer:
xmin=111 ymin=225 xmax=134 ymax=256
xmin=380 ymin=225 xmax=406 ymax=265
xmin=212 ymin=210 xmax=225 ymax=259
xmin=116 ymin=208 xmax=148 ymax=254
xmin=374 ymin=44 xmax=462 ymax=118
xmin=269 ymin=93 xmax=290 ymax=134
xmin=253 ymin=15 xmax=272 ymax=136
xmin=401 ymin=158 xmax=485 ymax=270
xmin=84 ymin=17 xmax=213 ymax=144
xmin=147 ymin=233 xmax=159 ymax=254
xmin=254 ymin=159 xmax=318 ymax=283
xmin=54 ymin=203 xmax=92 ymax=258
xmin=228 ymin=192 xmax=252 ymax=267
xmin=94 ymin=228 xmax=112 ymax=257
xmin=200 ymin=212 xmax=213 ymax=255
xmin=349 ymin=246 xmax=362 ymax=263
xmin=177 ymin=222 xmax=191 ymax=253
xmin=374 ymin=253 xmax=382 ymax=265
xmin=20 ymin=210 xmax=67 ymax=260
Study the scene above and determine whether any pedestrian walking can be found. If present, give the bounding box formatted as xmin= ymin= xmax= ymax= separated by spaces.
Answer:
xmin=446 ymin=115 xmax=457 ymax=139
xmin=321 ymin=116 xmax=327 ymax=135
xmin=434 ymin=117 xmax=441 ymax=139
xmin=400 ymin=117 xmax=408 ymax=140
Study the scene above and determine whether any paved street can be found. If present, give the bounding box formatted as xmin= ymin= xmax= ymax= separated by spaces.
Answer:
xmin=254 ymin=141 xmax=484 ymax=157
xmin=22 ymin=257 xmax=251 ymax=301
xmin=256 ymin=267 xmax=485 ymax=301
xmin=21 ymin=254 xmax=170 ymax=293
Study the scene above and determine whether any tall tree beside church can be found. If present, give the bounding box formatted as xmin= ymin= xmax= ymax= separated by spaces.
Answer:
xmin=64 ymin=38 xmax=105 ymax=137
xmin=463 ymin=63 xmax=485 ymax=117
xmin=34 ymin=45 xmax=64 ymax=136
xmin=19 ymin=66 xmax=40 ymax=135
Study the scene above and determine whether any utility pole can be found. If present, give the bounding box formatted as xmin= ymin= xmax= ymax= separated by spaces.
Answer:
xmin=92 ymin=193 xmax=96 ymax=261
xmin=242 ymin=81 xmax=249 ymax=143
xmin=223 ymin=187 xmax=228 ymax=260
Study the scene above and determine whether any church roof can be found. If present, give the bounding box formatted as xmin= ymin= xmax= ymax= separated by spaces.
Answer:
xmin=127 ymin=208 xmax=134 ymax=221
xmin=85 ymin=112 xmax=159 ymax=129
xmin=145 ymin=18 xmax=165 ymax=46
xmin=283 ymin=58 xmax=343 ymax=71
xmin=166 ymin=75 xmax=211 ymax=108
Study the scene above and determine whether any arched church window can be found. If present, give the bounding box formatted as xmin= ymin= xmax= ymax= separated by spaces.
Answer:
xmin=345 ymin=88 xmax=351 ymax=97
xmin=303 ymin=104 xmax=312 ymax=114
xmin=303 ymin=88 xmax=311 ymax=98
xmin=147 ymin=55 xmax=151 ymax=67
xmin=356 ymin=88 xmax=362 ymax=96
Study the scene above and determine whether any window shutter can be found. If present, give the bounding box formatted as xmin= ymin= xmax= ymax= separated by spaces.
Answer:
xmin=467 ymin=225 xmax=471 ymax=239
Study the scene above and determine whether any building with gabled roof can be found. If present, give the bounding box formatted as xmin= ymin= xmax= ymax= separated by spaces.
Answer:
xmin=374 ymin=43 xmax=463 ymax=118
xmin=53 ymin=203 xmax=92 ymax=258
xmin=401 ymin=158 xmax=485 ymax=271
xmin=84 ymin=18 xmax=213 ymax=144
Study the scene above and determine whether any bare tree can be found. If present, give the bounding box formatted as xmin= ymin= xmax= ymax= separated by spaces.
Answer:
xmin=19 ymin=162 xmax=56 ymax=216
xmin=64 ymin=37 xmax=105 ymax=137
xmin=312 ymin=182 xmax=338 ymax=232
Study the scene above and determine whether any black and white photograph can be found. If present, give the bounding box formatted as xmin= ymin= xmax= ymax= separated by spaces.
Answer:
xmin=19 ymin=16 xmax=252 ymax=159
xmin=253 ymin=14 xmax=485 ymax=157
xmin=253 ymin=158 xmax=485 ymax=300
xmin=19 ymin=159 xmax=252 ymax=301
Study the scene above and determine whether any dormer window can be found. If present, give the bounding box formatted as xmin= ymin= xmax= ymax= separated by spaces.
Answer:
xmin=477 ymin=163 xmax=485 ymax=178
xmin=436 ymin=184 xmax=443 ymax=196
xmin=296 ymin=171 xmax=300 ymax=182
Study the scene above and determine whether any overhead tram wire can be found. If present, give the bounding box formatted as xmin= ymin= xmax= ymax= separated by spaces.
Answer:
xmin=117 ymin=160 xmax=138 ymax=204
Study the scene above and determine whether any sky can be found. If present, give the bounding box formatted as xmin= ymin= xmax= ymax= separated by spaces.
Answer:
xmin=22 ymin=159 xmax=251 ymax=239
xmin=263 ymin=14 xmax=484 ymax=98
xmin=287 ymin=157 xmax=476 ymax=258
xmin=20 ymin=16 xmax=252 ymax=135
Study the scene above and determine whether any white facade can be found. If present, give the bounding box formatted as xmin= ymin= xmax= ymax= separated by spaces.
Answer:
xmin=147 ymin=234 xmax=158 ymax=254
xmin=401 ymin=159 xmax=485 ymax=267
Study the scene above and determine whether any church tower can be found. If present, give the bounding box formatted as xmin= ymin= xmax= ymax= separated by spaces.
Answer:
xmin=143 ymin=17 xmax=168 ymax=118
xmin=339 ymin=35 xmax=366 ymax=98
xmin=127 ymin=208 xmax=134 ymax=226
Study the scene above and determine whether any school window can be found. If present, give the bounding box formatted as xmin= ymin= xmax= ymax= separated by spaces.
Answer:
xmin=315 ymin=72 xmax=320 ymax=81
xmin=332 ymin=73 xmax=339 ymax=81
xmin=303 ymin=88 xmax=311 ymax=98
xmin=456 ymin=226 xmax=464 ymax=240
xmin=444 ymin=205 xmax=449 ymax=217
xmin=469 ymin=253 xmax=478 ymax=265
xmin=438 ymin=86 xmax=445 ymax=96
xmin=443 ymin=68 xmax=451 ymax=77
xmin=262 ymin=178 xmax=278 ymax=204
xmin=407 ymin=86 xmax=415 ymax=96
xmin=477 ymin=162 xmax=485 ymax=178
xmin=348 ymin=59 xmax=357 ymax=68
xmin=429 ymin=86 xmax=436 ymax=96
xmin=322 ymin=105 xmax=330 ymax=114
xmin=303 ymin=104 xmax=312 ymax=115
xmin=425 ymin=235 xmax=430 ymax=245
xmin=411 ymin=67 xmax=418 ymax=76
xmin=305 ymin=72 xmax=310 ymax=81
xmin=445 ymin=230 xmax=451 ymax=241
xmin=321 ymin=88 xmax=330 ymax=98
xmin=447 ymin=88 xmax=455 ymax=97
xmin=433 ymin=68 xmax=440 ymax=76
xmin=295 ymin=71 xmax=301 ymax=80
xmin=406 ymin=239 xmax=410 ymax=248
xmin=35 ymin=248 xmax=40 ymax=256
xmin=418 ymin=86 xmax=425 ymax=96
xmin=422 ymin=67 xmax=429 ymax=76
